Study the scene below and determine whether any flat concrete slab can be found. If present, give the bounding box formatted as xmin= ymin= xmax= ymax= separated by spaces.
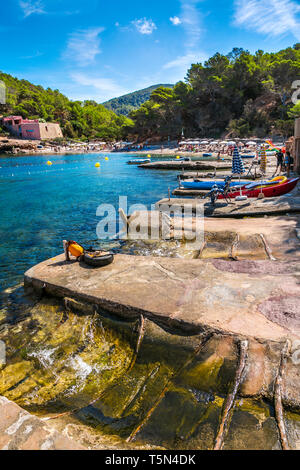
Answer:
xmin=126 ymin=213 xmax=300 ymax=262
xmin=179 ymin=172 xmax=263 ymax=180
xmin=24 ymin=253 xmax=300 ymax=344
xmin=139 ymin=161 xmax=232 ymax=171
xmin=0 ymin=396 xmax=85 ymax=450
xmin=156 ymin=194 xmax=300 ymax=217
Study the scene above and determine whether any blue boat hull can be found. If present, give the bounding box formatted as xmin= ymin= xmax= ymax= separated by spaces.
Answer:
xmin=181 ymin=181 xmax=249 ymax=190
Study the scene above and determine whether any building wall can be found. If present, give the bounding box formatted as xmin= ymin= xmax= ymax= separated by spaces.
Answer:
xmin=1 ymin=116 xmax=63 ymax=140
xmin=39 ymin=123 xmax=63 ymax=140
xmin=20 ymin=122 xmax=41 ymax=140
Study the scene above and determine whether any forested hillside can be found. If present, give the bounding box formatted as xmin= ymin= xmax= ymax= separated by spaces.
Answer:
xmin=130 ymin=45 xmax=300 ymax=139
xmin=0 ymin=72 xmax=133 ymax=140
xmin=1 ymin=44 xmax=300 ymax=142
xmin=103 ymin=84 xmax=173 ymax=116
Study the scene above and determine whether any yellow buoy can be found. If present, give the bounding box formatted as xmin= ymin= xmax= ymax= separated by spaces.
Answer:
xmin=47 ymin=161 xmax=52 ymax=165
xmin=105 ymin=157 xmax=109 ymax=160
xmin=95 ymin=162 xmax=100 ymax=168
xmin=176 ymin=156 xmax=180 ymax=159
xmin=147 ymin=154 xmax=151 ymax=158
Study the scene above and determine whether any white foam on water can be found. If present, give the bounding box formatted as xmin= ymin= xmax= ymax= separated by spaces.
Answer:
xmin=28 ymin=347 xmax=57 ymax=369
xmin=68 ymin=356 xmax=93 ymax=381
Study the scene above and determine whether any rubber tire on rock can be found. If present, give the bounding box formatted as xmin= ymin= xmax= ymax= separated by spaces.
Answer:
xmin=82 ymin=252 xmax=114 ymax=268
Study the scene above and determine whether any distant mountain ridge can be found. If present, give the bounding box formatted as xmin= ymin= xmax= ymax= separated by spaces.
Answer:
xmin=103 ymin=84 xmax=174 ymax=116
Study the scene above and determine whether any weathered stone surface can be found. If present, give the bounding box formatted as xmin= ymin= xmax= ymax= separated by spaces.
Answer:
xmin=140 ymin=161 xmax=232 ymax=171
xmin=24 ymin=253 xmax=300 ymax=344
xmin=126 ymin=213 xmax=300 ymax=262
xmin=0 ymin=396 xmax=85 ymax=450
xmin=156 ymin=195 xmax=300 ymax=217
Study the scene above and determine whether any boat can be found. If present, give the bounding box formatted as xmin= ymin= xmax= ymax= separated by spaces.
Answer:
xmin=203 ymin=153 xmax=212 ymax=157
xmin=241 ymin=176 xmax=287 ymax=190
xmin=218 ymin=177 xmax=299 ymax=199
xmin=241 ymin=154 xmax=256 ymax=158
xmin=127 ymin=159 xmax=150 ymax=165
xmin=178 ymin=157 xmax=191 ymax=161
xmin=180 ymin=180 xmax=249 ymax=190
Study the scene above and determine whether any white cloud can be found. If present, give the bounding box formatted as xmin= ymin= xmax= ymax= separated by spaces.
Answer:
xmin=181 ymin=0 xmax=203 ymax=50
xmin=163 ymin=0 xmax=206 ymax=77
xmin=163 ymin=52 xmax=203 ymax=70
xmin=64 ymin=28 xmax=104 ymax=67
xmin=234 ymin=0 xmax=300 ymax=40
xmin=70 ymin=73 xmax=129 ymax=101
xmin=132 ymin=18 xmax=157 ymax=35
xmin=170 ymin=16 xmax=182 ymax=26
xmin=19 ymin=0 xmax=45 ymax=18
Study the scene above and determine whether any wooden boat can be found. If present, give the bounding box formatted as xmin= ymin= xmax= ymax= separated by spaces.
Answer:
xmin=218 ymin=177 xmax=299 ymax=199
xmin=127 ymin=159 xmax=150 ymax=165
xmin=180 ymin=180 xmax=249 ymax=190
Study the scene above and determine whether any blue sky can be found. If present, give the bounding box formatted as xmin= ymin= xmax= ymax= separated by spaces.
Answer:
xmin=1 ymin=0 xmax=300 ymax=102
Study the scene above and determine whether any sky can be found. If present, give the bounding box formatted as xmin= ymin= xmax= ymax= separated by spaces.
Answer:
xmin=1 ymin=0 xmax=300 ymax=102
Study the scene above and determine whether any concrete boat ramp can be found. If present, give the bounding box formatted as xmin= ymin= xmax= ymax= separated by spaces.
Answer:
xmin=139 ymin=160 xmax=232 ymax=171
xmin=156 ymin=194 xmax=300 ymax=217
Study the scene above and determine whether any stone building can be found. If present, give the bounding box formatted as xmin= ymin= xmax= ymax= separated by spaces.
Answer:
xmin=1 ymin=116 xmax=63 ymax=140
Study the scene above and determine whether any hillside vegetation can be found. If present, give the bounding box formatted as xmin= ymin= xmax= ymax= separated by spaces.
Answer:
xmin=0 ymin=72 xmax=133 ymax=140
xmin=103 ymin=84 xmax=173 ymax=116
xmin=130 ymin=44 xmax=300 ymax=140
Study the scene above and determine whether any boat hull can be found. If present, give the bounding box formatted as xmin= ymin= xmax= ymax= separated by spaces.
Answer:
xmin=218 ymin=178 xmax=299 ymax=199
xmin=181 ymin=181 xmax=249 ymax=190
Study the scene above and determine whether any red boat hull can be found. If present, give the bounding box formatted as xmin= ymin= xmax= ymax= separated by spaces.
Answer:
xmin=218 ymin=178 xmax=299 ymax=199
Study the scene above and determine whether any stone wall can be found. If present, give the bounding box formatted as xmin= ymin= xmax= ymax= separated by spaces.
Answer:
xmin=39 ymin=122 xmax=63 ymax=140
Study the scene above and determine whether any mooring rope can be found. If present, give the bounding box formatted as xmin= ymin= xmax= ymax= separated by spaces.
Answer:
xmin=274 ymin=339 xmax=291 ymax=450
xmin=214 ymin=339 xmax=248 ymax=450
xmin=259 ymin=233 xmax=276 ymax=261
xmin=127 ymin=314 xmax=145 ymax=372
xmin=229 ymin=234 xmax=239 ymax=261
xmin=126 ymin=332 xmax=214 ymax=443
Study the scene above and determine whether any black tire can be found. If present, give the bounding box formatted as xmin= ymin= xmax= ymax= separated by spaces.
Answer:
xmin=82 ymin=252 xmax=114 ymax=268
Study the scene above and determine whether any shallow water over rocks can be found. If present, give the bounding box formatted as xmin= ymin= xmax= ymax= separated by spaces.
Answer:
xmin=1 ymin=286 xmax=300 ymax=450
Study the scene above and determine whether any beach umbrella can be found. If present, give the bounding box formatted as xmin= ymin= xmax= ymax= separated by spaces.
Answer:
xmin=232 ymin=145 xmax=247 ymax=200
xmin=246 ymin=141 xmax=256 ymax=146
xmin=210 ymin=141 xmax=219 ymax=145
xmin=260 ymin=145 xmax=267 ymax=174
xmin=232 ymin=146 xmax=245 ymax=175
xmin=200 ymin=140 xmax=209 ymax=144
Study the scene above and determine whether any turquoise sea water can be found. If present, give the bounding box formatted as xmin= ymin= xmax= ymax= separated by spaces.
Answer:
xmin=0 ymin=153 xmax=177 ymax=294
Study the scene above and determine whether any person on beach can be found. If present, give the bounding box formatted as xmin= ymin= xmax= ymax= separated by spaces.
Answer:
xmin=274 ymin=149 xmax=284 ymax=175
xmin=285 ymin=151 xmax=293 ymax=177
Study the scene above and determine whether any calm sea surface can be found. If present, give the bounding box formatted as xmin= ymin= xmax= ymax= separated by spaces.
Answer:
xmin=0 ymin=153 xmax=177 ymax=294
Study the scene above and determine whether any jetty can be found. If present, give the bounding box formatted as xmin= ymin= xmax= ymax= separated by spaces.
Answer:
xmin=139 ymin=161 xmax=232 ymax=171
xmin=24 ymin=251 xmax=300 ymax=343
xmin=156 ymin=192 xmax=300 ymax=217
xmin=178 ymin=171 xmax=261 ymax=180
